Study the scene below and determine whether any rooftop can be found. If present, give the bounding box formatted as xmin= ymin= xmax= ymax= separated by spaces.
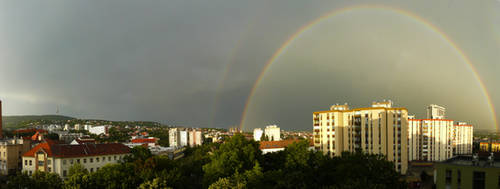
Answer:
xmin=23 ymin=140 xmax=130 ymax=158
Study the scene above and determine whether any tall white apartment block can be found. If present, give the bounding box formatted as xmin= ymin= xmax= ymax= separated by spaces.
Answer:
xmin=408 ymin=119 xmax=454 ymax=161
xmin=427 ymin=104 xmax=446 ymax=119
xmin=253 ymin=128 xmax=263 ymax=141
xmin=169 ymin=128 xmax=179 ymax=147
xmin=264 ymin=125 xmax=280 ymax=141
xmin=408 ymin=105 xmax=473 ymax=162
xmin=179 ymin=131 xmax=188 ymax=147
xmin=453 ymin=122 xmax=473 ymax=155
xmin=313 ymin=101 xmax=409 ymax=174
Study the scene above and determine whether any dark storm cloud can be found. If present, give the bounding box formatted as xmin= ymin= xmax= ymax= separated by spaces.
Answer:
xmin=1 ymin=0 xmax=499 ymax=130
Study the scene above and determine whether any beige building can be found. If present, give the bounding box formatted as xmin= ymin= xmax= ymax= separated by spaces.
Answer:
xmin=408 ymin=105 xmax=473 ymax=162
xmin=0 ymin=138 xmax=32 ymax=175
xmin=22 ymin=140 xmax=130 ymax=178
xmin=453 ymin=122 xmax=473 ymax=155
xmin=264 ymin=125 xmax=281 ymax=141
xmin=313 ymin=101 xmax=408 ymax=174
xmin=408 ymin=119 xmax=454 ymax=162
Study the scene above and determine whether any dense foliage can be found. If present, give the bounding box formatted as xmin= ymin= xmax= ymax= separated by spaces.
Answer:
xmin=7 ymin=134 xmax=406 ymax=189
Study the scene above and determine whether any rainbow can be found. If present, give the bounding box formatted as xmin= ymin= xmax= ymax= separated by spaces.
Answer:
xmin=239 ymin=4 xmax=498 ymax=131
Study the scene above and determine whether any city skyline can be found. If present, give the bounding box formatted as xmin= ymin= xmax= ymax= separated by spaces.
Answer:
xmin=1 ymin=1 xmax=500 ymax=131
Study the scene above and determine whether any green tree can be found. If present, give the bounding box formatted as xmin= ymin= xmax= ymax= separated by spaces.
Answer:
xmin=125 ymin=145 xmax=153 ymax=162
xmin=7 ymin=172 xmax=33 ymax=189
xmin=203 ymin=134 xmax=261 ymax=185
xmin=138 ymin=178 xmax=172 ymax=189
xmin=31 ymin=171 xmax=63 ymax=189
xmin=64 ymin=164 xmax=92 ymax=189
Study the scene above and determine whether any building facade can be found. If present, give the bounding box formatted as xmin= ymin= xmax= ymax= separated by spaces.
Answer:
xmin=453 ymin=122 xmax=473 ymax=155
xmin=313 ymin=101 xmax=409 ymax=173
xmin=188 ymin=130 xmax=202 ymax=147
xmin=169 ymin=128 xmax=180 ymax=147
xmin=253 ymin=128 xmax=263 ymax=141
xmin=427 ymin=104 xmax=446 ymax=119
xmin=408 ymin=119 xmax=454 ymax=162
xmin=264 ymin=125 xmax=281 ymax=141
xmin=88 ymin=126 xmax=108 ymax=135
xmin=0 ymin=138 xmax=31 ymax=175
xmin=22 ymin=140 xmax=130 ymax=178
xmin=435 ymin=155 xmax=500 ymax=189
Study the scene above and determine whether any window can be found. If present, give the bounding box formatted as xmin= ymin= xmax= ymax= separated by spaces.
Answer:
xmin=90 ymin=168 xmax=93 ymax=173
xmin=108 ymin=156 xmax=111 ymax=161
xmin=473 ymin=171 xmax=485 ymax=189
xmin=63 ymin=160 xmax=66 ymax=165
xmin=97 ymin=167 xmax=99 ymax=171
xmin=445 ymin=169 xmax=452 ymax=189
xmin=90 ymin=158 xmax=93 ymax=163
xmin=47 ymin=160 xmax=51 ymax=165
xmin=29 ymin=160 xmax=32 ymax=166
xmin=70 ymin=159 xmax=74 ymax=164
xmin=29 ymin=171 xmax=32 ymax=175
xmin=77 ymin=159 xmax=80 ymax=164
xmin=38 ymin=161 xmax=44 ymax=166
xmin=25 ymin=160 xmax=27 ymax=166
xmin=63 ymin=170 xmax=67 ymax=177
xmin=96 ymin=157 xmax=99 ymax=162
xmin=83 ymin=159 xmax=87 ymax=163
xmin=114 ymin=156 xmax=116 ymax=160
xmin=48 ymin=167 xmax=51 ymax=172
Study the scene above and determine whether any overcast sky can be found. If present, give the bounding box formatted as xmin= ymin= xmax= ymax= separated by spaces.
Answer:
xmin=1 ymin=0 xmax=499 ymax=131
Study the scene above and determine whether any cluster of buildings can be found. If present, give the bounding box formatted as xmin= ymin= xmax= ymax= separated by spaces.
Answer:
xmin=168 ymin=128 xmax=203 ymax=148
xmin=313 ymin=101 xmax=474 ymax=174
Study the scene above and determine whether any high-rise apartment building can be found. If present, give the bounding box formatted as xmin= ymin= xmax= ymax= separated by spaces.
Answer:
xmin=188 ymin=129 xmax=203 ymax=147
xmin=427 ymin=104 xmax=446 ymax=119
xmin=453 ymin=122 xmax=473 ymax=155
xmin=264 ymin=125 xmax=281 ymax=141
xmin=313 ymin=101 xmax=408 ymax=174
xmin=408 ymin=105 xmax=473 ymax=162
xmin=408 ymin=119 xmax=454 ymax=161
xmin=169 ymin=128 xmax=180 ymax=147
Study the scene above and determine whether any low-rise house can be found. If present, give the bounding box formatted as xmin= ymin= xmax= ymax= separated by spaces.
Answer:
xmin=131 ymin=137 xmax=158 ymax=147
xmin=259 ymin=140 xmax=314 ymax=154
xmin=22 ymin=140 xmax=130 ymax=178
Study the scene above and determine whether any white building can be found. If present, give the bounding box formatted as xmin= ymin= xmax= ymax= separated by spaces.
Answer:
xmin=88 ymin=126 xmax=108 ymax=135
xmin=253 ymin=128 xmax=263 ymax=141
xmin=169 ymin=128 xmax=179 ymax=147
xmin=264 ymin=125 xmax=280 ymax=141
xmin=74 ymin=124 xmax=81 ymax=130
xmin=179 ymin=131 xmax=188 ymax=147
xmin=427 ymin=104 xmax=446 ymax=119
xmin=22 ymin=141 xmax=130 ymax=178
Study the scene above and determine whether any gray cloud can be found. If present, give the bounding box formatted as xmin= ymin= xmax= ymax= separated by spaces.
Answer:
xmin=0 ymin=0 xmax=499 ymax=130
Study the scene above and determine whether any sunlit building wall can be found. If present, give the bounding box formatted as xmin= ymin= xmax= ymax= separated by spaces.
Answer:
xmin=313 ymin=101 xmax=408 ymax=174
xmin=408 ymin=119 xmax=454 ymax=161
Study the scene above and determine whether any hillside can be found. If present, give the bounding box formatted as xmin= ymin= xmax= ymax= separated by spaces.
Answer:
xmin=2 ymin=115 xmax=75 ymax=130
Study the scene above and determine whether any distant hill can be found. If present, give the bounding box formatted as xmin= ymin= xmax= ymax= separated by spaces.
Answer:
xmin=2 ymin=115 xmax=75 ymax=130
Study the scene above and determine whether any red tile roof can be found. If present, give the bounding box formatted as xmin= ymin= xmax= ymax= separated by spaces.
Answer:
xmin=131 ymin=138 xmax=157 ymax=143
xmin=14 ymin=129 xmax=48 ymax=134
xmin=23 ymin=142 xmax=130 ymax=158
xmin=260 ymin=140 xmax=299 ymax=149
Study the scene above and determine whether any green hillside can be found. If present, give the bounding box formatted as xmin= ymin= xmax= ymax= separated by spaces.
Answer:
xmin=2 ymin=115 xmax=75 ymax=130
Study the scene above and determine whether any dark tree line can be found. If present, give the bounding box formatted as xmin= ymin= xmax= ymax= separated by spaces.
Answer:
xmin=6 ymin=134 xmax=405 ymax=189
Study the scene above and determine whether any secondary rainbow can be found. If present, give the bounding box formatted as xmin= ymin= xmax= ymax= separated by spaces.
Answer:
xmin=239 ymin=4 xmax=498 ymax=131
